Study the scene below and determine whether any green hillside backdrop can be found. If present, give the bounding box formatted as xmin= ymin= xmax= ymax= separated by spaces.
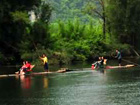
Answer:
xmin=0 ymin=0 xmax=140 ymax=65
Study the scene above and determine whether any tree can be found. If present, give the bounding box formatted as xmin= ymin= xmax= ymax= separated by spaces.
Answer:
xmin=107 ymin=0 xmax=140 ymax=48
xmin=31 ymin=2 xmax=53 ymax=49
xmin=83 ymin=0 xmax=107 ymax=39
xmin=34 ymin=2 xmax=53 ymax=24
xmin=0 ymin=0 xmax=41 ymax=64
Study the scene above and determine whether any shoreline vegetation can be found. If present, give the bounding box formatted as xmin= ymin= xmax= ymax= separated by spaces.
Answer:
xmin=0 ymin=56 xmax=139 ymax=67
xmin=0 ymin=0 xmax=140 ymax=66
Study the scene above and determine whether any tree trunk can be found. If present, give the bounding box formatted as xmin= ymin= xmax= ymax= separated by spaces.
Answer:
xmin=102 ymin=0 xmax=106 ymax=40
xmin=103 ymin=16 xmax=106 ymax=39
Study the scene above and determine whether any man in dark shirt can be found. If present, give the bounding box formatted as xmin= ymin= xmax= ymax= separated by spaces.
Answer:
xmin=115 ymin=49 xmax=122 ymax=66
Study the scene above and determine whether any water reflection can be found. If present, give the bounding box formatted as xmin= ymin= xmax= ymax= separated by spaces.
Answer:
xmin=15 ymin=75 xmax=49 ymax=90
xmin=93 ymin=68 xmax=107 ymax=74
xmin=15 ymin=75 xmax=32 ymax=89
xmin=20 ymin=76 xmax=32 ymax=89
xmin=43 ymin=76 xmax=48 ymax=89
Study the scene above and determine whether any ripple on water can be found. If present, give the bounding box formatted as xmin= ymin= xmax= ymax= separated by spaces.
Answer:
xmin=0 ymin=67 xmax=140 ymax=105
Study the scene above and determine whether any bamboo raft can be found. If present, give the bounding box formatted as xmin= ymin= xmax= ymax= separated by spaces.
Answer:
xmin=0 ymin=65 xmax=136 ymax=78
xmin=92 ymin=64 xmax=135 ymax=71
xmin=0 ymin=68 xmax=73 ymax=78
xmin=105 ymin=64 xmax=135 ymax=69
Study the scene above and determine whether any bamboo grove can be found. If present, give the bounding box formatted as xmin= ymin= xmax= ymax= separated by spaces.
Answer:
xmin=0 ymin=0 xmax=139 ymax=65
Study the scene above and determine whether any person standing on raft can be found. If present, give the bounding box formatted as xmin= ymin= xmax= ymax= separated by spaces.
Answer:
xmin=40 ymin=54 xmax=49 ymax=72
xmin=115 ymin=49 xmax=122 ymax=66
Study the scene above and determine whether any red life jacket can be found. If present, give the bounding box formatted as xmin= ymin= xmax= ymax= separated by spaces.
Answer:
xmin=91 ymin=65 xmax=95 ymax=70
xmin=26 ymin=63 xmax=32 ymax=71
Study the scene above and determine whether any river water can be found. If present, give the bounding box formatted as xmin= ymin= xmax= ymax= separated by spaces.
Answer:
xmin=0 ymin=61 xmax=140 ymax=105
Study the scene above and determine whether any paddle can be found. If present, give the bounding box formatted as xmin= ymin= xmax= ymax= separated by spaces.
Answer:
xmin=32 ymin=42 xmax=40 ymax=58
xmin=122 ymin=59 xmax=140 ymax=67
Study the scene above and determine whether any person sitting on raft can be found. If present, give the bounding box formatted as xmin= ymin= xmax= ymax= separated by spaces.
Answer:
xmin=91 ymin=57 xmax=102 ymax=70
xmin=17 ymin=61 xmax=26 ymax=74
xmin=101 ymin=57 xmax=107 ymax=65
xmin=16 ymin=61 xmax=33 ymax=74
xmin=91 ymin=57 xmax=107 ymax=70
xmin=25 ymin=61 xmax=32 ymax=72
xmin=20 ymin=61 xmax=26 ymax=70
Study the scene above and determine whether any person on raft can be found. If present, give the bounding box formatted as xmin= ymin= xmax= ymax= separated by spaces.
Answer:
xmin=25 ymin=61 xmax=32 ymax=72
xmin=16 ymin=61 xmax=33 ymax=74
xmin=91 ymin=57 xmax=107 ymax=70
xmin=40 ymin=54 xmax=49 ymax=72
xmin=115 ymin=49 xmax=122 ymax=66
xmin=18 ymin=61 xmax=26 ymax=74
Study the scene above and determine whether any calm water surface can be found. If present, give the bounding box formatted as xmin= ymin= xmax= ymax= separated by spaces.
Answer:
xmin=0 ymin=61 xmax=140 ymax=105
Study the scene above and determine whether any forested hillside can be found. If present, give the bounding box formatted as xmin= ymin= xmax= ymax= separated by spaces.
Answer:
xmin=0 ymin=0 xmax=139 ymax=65
xmin=47 ymin=0 xmax=94 ymax=22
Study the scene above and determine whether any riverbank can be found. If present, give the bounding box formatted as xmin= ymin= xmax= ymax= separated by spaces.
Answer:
xmin=0 ymin=55 xmax=139 ymax=67
xmin=0 ymin=57 xmax=140 ymax=73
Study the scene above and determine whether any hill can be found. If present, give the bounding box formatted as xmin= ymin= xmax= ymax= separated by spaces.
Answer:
xmin=45 ymin=0 xmax=98 ymax=22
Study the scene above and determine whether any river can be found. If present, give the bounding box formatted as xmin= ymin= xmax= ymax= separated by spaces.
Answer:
xmin=0 ymin=60 xmax=140 ymax=105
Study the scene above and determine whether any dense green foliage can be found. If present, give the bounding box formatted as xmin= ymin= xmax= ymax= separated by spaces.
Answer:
xmin=106 ymin=0 xmax=140 ymax=48
xmin=0 ymin=0 xmax=139 ymax=65
xmin=0 ymin=0 xmax=41 ymax=65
